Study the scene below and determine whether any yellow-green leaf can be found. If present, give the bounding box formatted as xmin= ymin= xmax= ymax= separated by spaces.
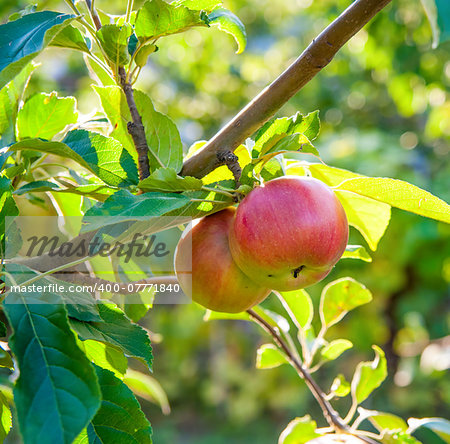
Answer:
xmin=330 ymin=374 xmax=351 ymax=398
xmin=278 ymin=289 xmax=313 ymax=330
xmin=278 ymin=415 xmax=321 ymax=444
xmin=342 ymin=245 xmax=372 ymax=262
xmin=321 ymin=339 xmax=353 ymax=361
xmin=256 ymin=344 xmax=288 ymax=369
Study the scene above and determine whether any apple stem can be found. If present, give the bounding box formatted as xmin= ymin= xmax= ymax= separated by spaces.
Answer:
xmin=246 ymin=308 xmax=379 ymax=443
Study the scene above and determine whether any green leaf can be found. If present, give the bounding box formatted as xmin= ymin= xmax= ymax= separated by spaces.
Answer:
xmin=356 ymin=408 xmax=408 ymax=432
xmin=256 ymin=344 xmax=288 ymax=369
xmin=134 ymin=90 xmax=184 ymax=172
xmin=85 ymin=54 xmax=116 ymax=86
xmin=0 ymin=392 xmax=12 ymax=443
xmin=321 ymin=339 xmax=353 ymax=361
xmin=124 ymin=369 xmax=171 ymax=415
xmin=174 ymin=0 xmax=222 ymax=11
xmin=408 ymin=417 xmax=450 ymax=443
xmin=336 ymin=177 xmax=450 ymax=224
xmin=70 ymin=303 xmax=153 ymax=370
xmin=277 ymin=289 xmax=313 ymax=330
xmin=329 ymin=374 xmax=351 ymax=398
xmin=17 ymin=92 xmax=78 ymax=140
xmin=50 ymin=25 xmax=90 ymax=52
xmin=336 ymin=190 xmax=391 ymax=251
xmin=0 ymin=12 xmax=75 ymax=89
xmin=320 ymin=277 xmax=373 ymax=328
xmin=139 ymin=167 xmax=203 ymax=192
xmin=0 ymin=62 xmax=37 ymax=147
xmin=135 ymin=0 xmax=205 ymax=42
xmin=421 ymin=0 xmax=450 ymax=48
xmin=0 ymin=345 xmax=13 ymax=370
xmin=9 ymin=131 xmax=139 ymax=187
xmin=97 ymin=24 xmax=132 ymax=66
xmin=74 ymin=365 xmax=152 ymax=444
xmin=381 ymin=431 xmax=421 ymax=444
xmin=77 ymin=339 xmax=128 ymax=378
xmin=81 ymin=189 xmax=190 ymax=233
xmin=207 ymin=8 xmax=246 ymax=54
xmin=0 ymin=321 xmax=6 ymax=337
xmin=3 ymin=292 xmax=101 ymax=444
xmin=278 ymin=415 xmax=321 ymax=444
xmin=93 ymin=85 xmax=136 ymax=159
xmin=351 ymin=345 xmax=387 ymax=404
xmin=14 ymin=180 xmax=60 ymax=195
xmin=342 ymin=245 xmax=372 ymax=262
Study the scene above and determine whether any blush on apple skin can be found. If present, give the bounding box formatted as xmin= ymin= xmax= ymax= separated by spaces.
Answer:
xmin=175 ymin=207 xmax=271 ymax=313
xmin=229 ymin=176 xmax=349 ymax=291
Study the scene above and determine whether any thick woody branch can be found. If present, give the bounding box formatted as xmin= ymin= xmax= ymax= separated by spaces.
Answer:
xmin=181 ymin=0 xmax=392 ymax=178
xmin=119 ymin=67 xmax=151 ymax=180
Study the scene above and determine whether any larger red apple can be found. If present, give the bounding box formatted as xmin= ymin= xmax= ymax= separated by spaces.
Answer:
xmin=175 ymin=208 xmax=271 ymax=313
xmin=229 ymin=176 xmax=348 ymax=291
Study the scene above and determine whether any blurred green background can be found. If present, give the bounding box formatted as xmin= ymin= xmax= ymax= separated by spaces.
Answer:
xmin=2 ymin=0 xmax=449 ymax=442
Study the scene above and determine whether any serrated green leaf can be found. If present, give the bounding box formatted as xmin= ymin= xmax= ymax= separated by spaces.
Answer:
xmin=124 ymin=369 xmax=170 ymax=415
xmin=278 ymin=415 xmax=321 ymax=444
xmin=0 ymin=62 xmax=36 ymax=147
xmin=3 ymin=291 xmax=101 ymax=444
xmin=321 ymin=339 xmax=353 ymax=361
xmin=81 ymin=189 xmax=191 ymax=234
xmin=342 ymin=245 xmax=372 ymax=262
xmin=320 ymin=277 xmax=372 ymax=328
xmin=135 ymin=0 xmax=205 ymax=41
xmin=408 ymin=417 xmax=450 ymax=443
xmin=207 ymin=8 xmax=246 ymax=54
xmin=256 ymin=344 xmax=288 ymax=369
xmin=351 ymin=345 xmax=387 ymax=404
xmin=74 ymin=365 xmax=152 ymax=444
xmin=9 ymin=131 xmax=139 ymax=187
xmin=336 ymin=177 xmax=450 ymax=224
xmin=50 ymin=24 xmax=90 ymax=52
xmin=0 ymin=12 xmax=75 ymax=89
xmin=291 ymin=111 xmax=320 ymax=141
xmin=17 ymin=91 xmax=78 ymax=140
xmin=70 ymin=303 xmax=153 ymax=370
xmin=77 ymin=339 xmax=128 ymax=378
xmin=97 ymin=24 xmax=132 ymax=66
xmin=0 ymin=392 xmax=12 ymax=442
xmin=139 ymin=167 xmax=203 ymax=192
xmin=134 ymin=90 xmax=184 ymax=172
xmin=330 ymin=374 xmax=351 ymax=397
xmin=356 ymin=408 xmax=408 ymax=432
xmin=278 ymin=289 xmax=313 ymax=330
xmin=421 ymin=0 xmax=450 ymax=48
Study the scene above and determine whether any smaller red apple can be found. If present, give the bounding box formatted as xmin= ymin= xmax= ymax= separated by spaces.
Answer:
xmin=175 ymin=208 xmax=271 ymax=313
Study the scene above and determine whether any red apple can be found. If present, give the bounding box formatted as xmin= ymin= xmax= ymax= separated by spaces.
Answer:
xmin=175 ymin=207 xmax=271 ymax=313
xmin=229 ymin=176 xmax=348 ymax=291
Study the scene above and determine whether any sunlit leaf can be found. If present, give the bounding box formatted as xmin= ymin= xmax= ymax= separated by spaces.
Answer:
xmin=320 ymin=277 xmax=372 ymax=328
xmin=124 ymin=369 xmax=171 ymax=415
xmin=256 ymin=344 xmax=288 ymax=369
xmin=139 ymin=167 xmax=203 ymax=192
xmin=278 ymin=415 xmax=321 ymax=444
xmin=336 ymin=177 xmax=450 ymax=224
xmin=207 ymin=8 xmax=247 ymax=54
xmin=330 ymin=374 xmax=351 ymax=398
xmin=321 ymin=339 xmax=353 ymax=361
xmin=50 ymin=25 xmax=90 ymax=52
xmin=97 ymin=24 xmax=132 ymax=66
xmin=342 ymin=245 xmax=372 ymax=262
xmin=17 ymin=92 xmax=78 ymax=140
xmin=351 ymin=345 xmax=387 ymax=404
xmin=0 ymin=392 xmax=11 ymax=443
xmin=277 ymin=289 xmax=313 ymax=330
xmin=355 ymin=408 xmax=408 ymax=432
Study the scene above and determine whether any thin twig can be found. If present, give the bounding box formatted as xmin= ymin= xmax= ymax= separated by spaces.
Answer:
xmin=246 ymin=308 xmax=380 ymax=444
xmin=181 ymin=0 xmax=392 ymax=178
xmin=246 ymin=308 xmax=348 ymax=432
xmin=119 ymin=67 xmax=151 ymax=180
